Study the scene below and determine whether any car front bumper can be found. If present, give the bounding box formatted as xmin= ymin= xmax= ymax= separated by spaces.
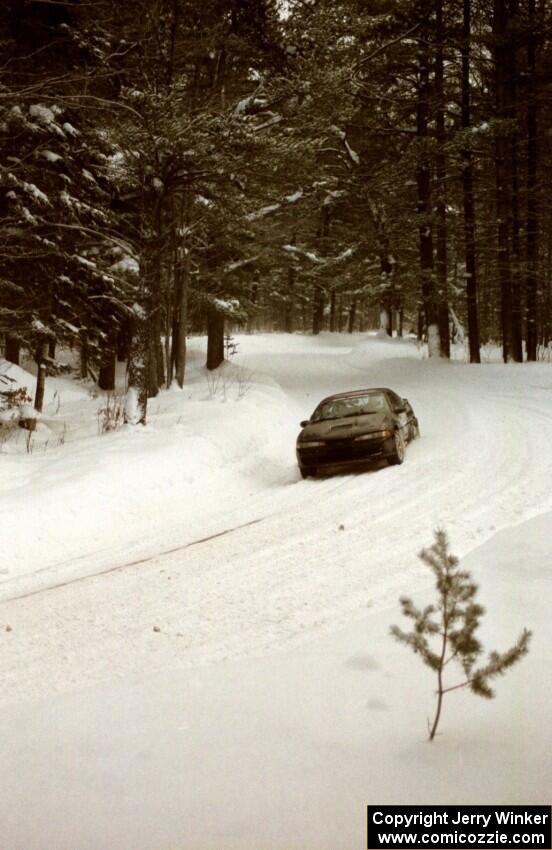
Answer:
xmin=296 ymin=435 xmax=396 ymax=471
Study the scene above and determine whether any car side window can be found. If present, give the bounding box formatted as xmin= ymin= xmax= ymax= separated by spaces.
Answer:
xmin=387 ymin=391 xmax=403 ymax=410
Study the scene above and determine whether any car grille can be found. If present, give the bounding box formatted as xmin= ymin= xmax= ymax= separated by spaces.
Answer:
xmin=298 ymin=438 xmax=385 ymax=464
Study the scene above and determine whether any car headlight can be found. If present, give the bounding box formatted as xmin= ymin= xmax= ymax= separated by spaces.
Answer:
xmin=354 ymin=430 xmax=392 ymax=441
xmin=297 ymin=439 xmax=325 ymax=447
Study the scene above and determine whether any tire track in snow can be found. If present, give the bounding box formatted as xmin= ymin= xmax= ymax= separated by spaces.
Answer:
xmin=2 ymin=348 xmax=552 ymax=704
xmin=0 ymin=473 xmax=355 ymax=603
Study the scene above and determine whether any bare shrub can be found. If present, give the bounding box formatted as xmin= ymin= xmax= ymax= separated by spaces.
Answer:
xmin=0 ymin=419 xmax=18 ymax=447
xmin=205 ymin=368 xmax=228 ymax=401
xmin=97 ymin=394 xmax=125 ymax=434
xmin=205 ymin=364 xmax=254 ymax=401
xmin=235 ymin=365 xmax=254 ymax=399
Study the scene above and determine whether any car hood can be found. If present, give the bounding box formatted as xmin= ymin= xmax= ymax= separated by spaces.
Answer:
xmin=298 ymin=412 xmax=393 ymax=441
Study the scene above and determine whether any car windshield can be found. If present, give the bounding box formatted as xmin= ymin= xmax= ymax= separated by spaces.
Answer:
xmin=312 ymin=393 xmax=389 ymax=422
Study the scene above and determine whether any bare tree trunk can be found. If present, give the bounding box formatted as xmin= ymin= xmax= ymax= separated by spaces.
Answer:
xmin=117 ymin=320 xmax=131 ymax=362
xmin=348 ymin=298 xmax=357 ymax=333
xmin=416 ymin=30 xmax=439 ymax=357
xmin=174 ymin=247 xmax=189 ymax=386
xmin=312 ymin=284 xmax=324 ymax=335
xmin=175 ymin=193 xmax=190 ymax=387
xmin=165 ymin=285 xmax=173 ymax=387
xmin=147 ymin=333 xmax=160 ymax=398
xmin=312 ymin=207 xmax=330 ymax=335
xmin=126 ymin=246 xmax=155 ymax=425
xmin=4 ymin=335 xmax=20 ymax=365
xmin=525 ymin=0 xmax=538 ymax=361
xmin=417 ymin=308 xmax=424 ymax=343
xmin=494 ymin=0 xmax=514 ymax=363
xmin=98 ymin=337 xmax=116 ymax=391
xmin=126 ymin=328 xmax=149 ymax=424
xmin=542 ymin=233 xmax=552 ymax=346
xmin=80 ymin=331 xmax=89 ymax=380
xmin=435 ymin=0 xmax=450 ymax=358
xmin=509 ymin=0 xmax=523 ymax=362
xmin=247 ymin=284 xmax=258 ymax=334
xmin=329 ymin=289 xmax=336 ymax=332
xmin=461 ymin=0 xmax=481 ymax=363
xmin=206 ymin=312 xmax=225 ymax=370
xmin=285 ymin=263 xmax=295 ymax=333
xmin=359 ymin=297 xmax=367 ymax=332
xmin=285 ymin=231 xmax=296 ymax=334
xmin=34 ymin=340 xmax=47 ymax=413
xmin=369 ymin=200 xmax=395 ymax=338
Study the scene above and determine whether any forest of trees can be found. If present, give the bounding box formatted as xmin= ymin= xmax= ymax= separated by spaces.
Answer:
xmin=1 ymin=0 xmax=551 ymax=422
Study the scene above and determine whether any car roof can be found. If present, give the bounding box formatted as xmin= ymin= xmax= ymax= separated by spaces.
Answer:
xmin=316 ymin=388 xmax=395 ymax=405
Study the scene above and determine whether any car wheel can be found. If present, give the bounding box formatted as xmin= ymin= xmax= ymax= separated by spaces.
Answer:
xmin=300 ymin=467 xmax=315 ymax=479
xmin=410 ymin=419 xmax=420 ymax=441
xmin=389 ymin=431 xmax=405 ymax=465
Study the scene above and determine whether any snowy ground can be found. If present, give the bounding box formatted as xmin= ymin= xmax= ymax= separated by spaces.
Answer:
xmin=1 ymin=332 xmax=551 ymax=849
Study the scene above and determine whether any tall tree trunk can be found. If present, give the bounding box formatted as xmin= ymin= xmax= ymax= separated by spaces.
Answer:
xmin=126 ymin=242 xmax=155 ymax=425
xmin=175 ymin=193 xmax=190 ymax=387
xmin=248 ymin=284 xmax=258 ymax=334
xmin=34 ymin=340 xmax=47 ymax=413
xmin=125 ymin=185 xmax=164 ymax=423
xmin=329 ymin=289 xmax=336 ymax=332
xmin=369 ymin=200 xmax=395 ymax=338
xmin=4 ymin=335 xmax=20 ymax=365
xmin=379 ymin=251 xmax=393 ymax=338
xmin=525 ymin=0 xmax=538 ymax=361
xmin=312 ymin=207 xmax=330 ymax=335
xmin=435 ymin=0 xmax=450 ymax=358
xmin=494 ymin=0 xmax=514 ymax=363
xmin=312 ymin=284 xmax=324 ymax=335
xmin=126 ymin=298 xmax=150 ymax=425
xmin=285 ymin=263 xmax=295 ymax=333
xmin=147 ymin=292 xmax=163 ymax=397
xmin=98 ymin=337 xmax=116 ymax=391
xmin=174 ymin=246 xmax=189 ymax=386
xmin=509 ymin=0 xmax=523 ymax=362
xmin=80 ymin=331 xmax=89 ymax=380
xmin=511 ymin=145 xmax=523 ymax=361
xmin=285 ymin=231 xmax=296 ymax=334
xmin=348 ymin=297 xmax=357 ymax=333
xmin=461 ymin=0 xmax=481 ymax=362
xmin=416 ymin=30 xmax=439 ymax=357
xmin=117 ymin=320 xmax=131 ymax=362
xmin=147 ymin=333 xmax=160 ymax=398
xmin=165 ymin=284 xmax=173 ymax=387
xmin=542 ymin=233 xmax=551 ymax=346
xmin=206 ymin=312 xmax=225 ymax=370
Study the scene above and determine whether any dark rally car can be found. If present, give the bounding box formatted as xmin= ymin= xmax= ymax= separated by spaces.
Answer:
xmin=296 ymin=388 xmax=419 ymax=478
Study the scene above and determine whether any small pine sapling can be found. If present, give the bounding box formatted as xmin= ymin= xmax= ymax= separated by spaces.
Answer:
xmin=391 ymin=529 xmax=531 ymax=741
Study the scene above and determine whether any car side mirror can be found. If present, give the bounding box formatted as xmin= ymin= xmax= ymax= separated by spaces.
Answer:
xmin=395 ymin=406 xmax=406 ymax=414
xmin=300 ymin=420 xmax=309 ymax=428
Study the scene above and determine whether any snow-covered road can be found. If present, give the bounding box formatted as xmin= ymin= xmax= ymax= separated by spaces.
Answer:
xmin=2 ymin=333 xmax=552 ymax=705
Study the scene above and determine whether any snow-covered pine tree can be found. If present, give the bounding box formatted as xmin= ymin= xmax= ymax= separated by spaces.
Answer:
xmin=391 ymin=528 xmax=531 ymax=741
xmin=0 ymin=2 xmax=138 ymax=408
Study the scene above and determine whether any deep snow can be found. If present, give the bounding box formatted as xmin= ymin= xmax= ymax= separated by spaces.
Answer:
xmin=1 ymin=332 xmax=551 ymax=849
